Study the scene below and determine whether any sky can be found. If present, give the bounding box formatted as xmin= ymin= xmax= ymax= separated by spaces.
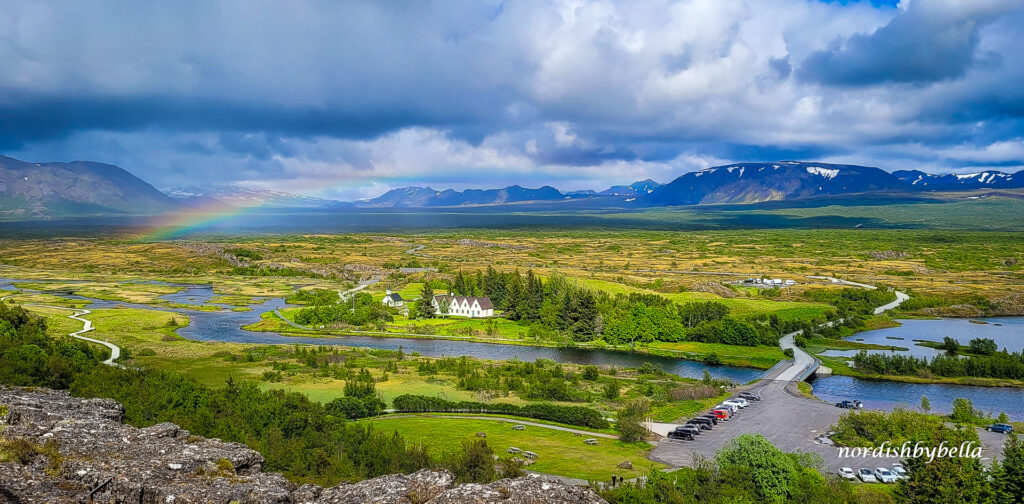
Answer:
xmin=2 ymin=0 xmax=1024 ymax=201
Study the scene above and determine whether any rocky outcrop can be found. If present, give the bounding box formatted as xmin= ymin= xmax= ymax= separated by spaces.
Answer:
xmin=0 ymin=387 xmax=606 ymax=504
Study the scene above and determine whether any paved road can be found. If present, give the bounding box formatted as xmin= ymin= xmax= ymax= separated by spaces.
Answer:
xmin=340 ymin=275 xmax=382 ymax=300
xmin=875 ymin=290 xmax=910 ymax=315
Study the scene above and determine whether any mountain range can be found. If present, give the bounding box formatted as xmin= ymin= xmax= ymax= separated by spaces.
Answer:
xmin=164 ymin=185 xmax=352 ymax=209
xmin=1 ymin=154 xmax=1022 ymax=219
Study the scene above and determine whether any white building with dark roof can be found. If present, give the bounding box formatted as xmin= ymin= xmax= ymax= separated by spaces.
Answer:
xmin=432 ymin=294 xmax=494 ymax=318
xmin=382 ymin=290 xmax=405 ymax=308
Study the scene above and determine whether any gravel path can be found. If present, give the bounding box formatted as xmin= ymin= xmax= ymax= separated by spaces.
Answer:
xmin=19 ymin=302 xmax=126 ymax=369
xmin=373 ymin=414 xmax=618 ymax=439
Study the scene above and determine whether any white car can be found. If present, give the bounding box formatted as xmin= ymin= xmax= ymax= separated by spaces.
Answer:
xmin=874 ymin=467 xmax=898 ymax=483
xmin=858 ymin=468 xmax=877 ymax=483
xmin=722 ymin=400 xmax=746 ymax=409
xmin=890 ymin=465 xmax=908 ymax=480
xmin=730 ymin=397 xmax=750 ymax=407
xmin=715 ymin=403 xmax=738 ymax=413
xmin=837 ymin=467 xmax=857 ymax=480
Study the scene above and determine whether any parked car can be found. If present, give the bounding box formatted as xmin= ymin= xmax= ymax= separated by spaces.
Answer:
xmin=987 ymin=423 xmax=1014 ymax=434
xmin=837 ymin=467 xmax=857 ymax=480
xmin=676 ymin=425 xmax=702 ymax=436
xmin=711 ymin=409 xmax=731 ymax=420
xmin=890 ymin=465 xmax=908 ymax=480
xmin=667 ymin=428 xmax=694 ymax=441
xmin=858 ymin=468 xmax=877 ymax=483
xmin=722 ymin=399 xmax=746 ymax=409
xmin=836 ymin=400 xmax=864 ymax=409
xmin=730 ymin=397 xmax=750 ymax=407
xmin=699 ymin=413 xmax=719 ymax=425
xmin=738 ymin=392 xmax=762 ymax=401
xmin=715 ymin=403 xmax=738 ymax=413
xmin=687 ymin=418 xmax=712 ymax=430
xmin=874 ymin=467 xmax=898 ymax=483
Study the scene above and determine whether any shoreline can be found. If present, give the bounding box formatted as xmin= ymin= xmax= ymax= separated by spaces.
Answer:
xmin=247 ymin=311 xmax=782 ymax=370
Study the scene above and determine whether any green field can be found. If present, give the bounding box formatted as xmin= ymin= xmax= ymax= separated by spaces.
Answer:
xmin=362 ymin=415 xmax=663 ymax=481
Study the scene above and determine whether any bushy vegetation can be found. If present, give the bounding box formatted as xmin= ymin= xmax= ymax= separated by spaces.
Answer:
xmin=615 ymin=398 xmax=650 ymax=442
xmin=391 ymin=394 xmax=609 ymax=429
xmin=0 ymin=302 xmax=102 ymax=388
xmin=293 ymin=291 xmax=394 ymax=329
xmin=852 ymin=348 xmax=1024 ymax=380
xmin=602 ymin=434 xmax=859 ymax=503
xmin=0 ymin=303 xmax=514 ymax=486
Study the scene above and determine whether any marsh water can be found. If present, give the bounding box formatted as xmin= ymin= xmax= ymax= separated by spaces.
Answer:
xmin=818 ymin=317 xmax=1024 ymax=359
xmin=4 ymin=277 xmax=1023 ymax=418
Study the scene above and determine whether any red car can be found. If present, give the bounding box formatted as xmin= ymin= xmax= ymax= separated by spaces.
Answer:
xmin=711 ymin=409 xmax=731 ymax=420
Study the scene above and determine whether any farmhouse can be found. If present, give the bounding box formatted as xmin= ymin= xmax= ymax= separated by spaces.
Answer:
xmin=381 ymin=290 xmax=405 ymax=308
xmin=432 ymin=294 xmax=494 ymax=318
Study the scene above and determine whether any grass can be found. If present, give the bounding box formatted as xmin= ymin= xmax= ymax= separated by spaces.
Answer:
xmin=649 ymin=390 xmax=731 ymax=422
xmin=575 ymin=277 xmax=831 ymax=320
xmin=797 ymin=382 xmax=815 ymax=399
xmin=362 ymin=416 xmax=663 ymax=481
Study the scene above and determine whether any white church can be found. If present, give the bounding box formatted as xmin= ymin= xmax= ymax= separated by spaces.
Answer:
xmin=432 ymin=294 xmax=494 ymax=318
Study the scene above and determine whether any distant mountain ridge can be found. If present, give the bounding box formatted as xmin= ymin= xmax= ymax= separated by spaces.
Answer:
xmin=892 ymin=170 xmax=1019 ymax=189
xmin=3 ymin=153 xmax=1024 ymax=219
xmin=164 ymin=185 xmax=352 ymax=209
xmin=0 ymin=155 xmax=178 ymax=218
xmin=356 ymin=184 xmax=565 ymax=208
xmin=646 ymin=161 xmax=905 ymax=205
xmin=600 ymin=179 xmax=661 ymax=196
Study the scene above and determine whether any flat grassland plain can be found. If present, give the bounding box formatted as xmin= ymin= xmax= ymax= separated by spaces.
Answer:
xmin=2 ymin=197 xmax=1023 ymax=480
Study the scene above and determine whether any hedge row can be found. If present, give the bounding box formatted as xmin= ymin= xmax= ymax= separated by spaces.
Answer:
xmin=391 ymin=394 xmax=610 ymax=429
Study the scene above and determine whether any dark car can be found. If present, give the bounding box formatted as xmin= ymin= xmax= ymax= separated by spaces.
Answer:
xmin=688 ymin=418 xmax=713 ymax=430
xmin=700 ymin=414 xmax=719 ymax=425
xmin=668 ymin=428 xmax=694 ymax=440
xmin=676 ymin=425 xmax=702 ymax=436
xmin=835 ymin=400 xmax=864 ymax=409
xmin=739 ymin=392 xmax=762 ymax=401
xmin=987 ymin=424 xmax=1014 ymax=434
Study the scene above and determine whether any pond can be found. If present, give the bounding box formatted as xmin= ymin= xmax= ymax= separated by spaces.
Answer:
xmin=809 ymin=374 xmax=1024 ymax=419
xmin=819 ymin=317 xmax=1024 ymax=360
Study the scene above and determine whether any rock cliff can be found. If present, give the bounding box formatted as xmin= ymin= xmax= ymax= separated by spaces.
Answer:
xmin=0 ymin=387 xmax=606 ymax=504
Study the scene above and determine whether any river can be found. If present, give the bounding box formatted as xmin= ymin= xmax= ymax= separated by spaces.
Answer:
xmin=3 ymin=278 xmax=1022 ymax=418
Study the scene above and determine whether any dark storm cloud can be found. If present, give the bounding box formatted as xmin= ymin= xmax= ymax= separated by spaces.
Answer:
xmin=799 ymin=0 xmax=1017 ymax=86
xmin=0 ymin=94 xmax=461 ymax=151
xmin=1 ymin=0 xmax=1024 ymax=196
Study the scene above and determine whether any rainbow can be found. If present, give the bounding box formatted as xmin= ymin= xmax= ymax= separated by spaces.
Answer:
xmin=134 ymin=200 xmax=256 ymax=242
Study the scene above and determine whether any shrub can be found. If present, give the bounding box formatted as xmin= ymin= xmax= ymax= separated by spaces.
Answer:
xmin=616 ymin=398 xmax=650 ymax=443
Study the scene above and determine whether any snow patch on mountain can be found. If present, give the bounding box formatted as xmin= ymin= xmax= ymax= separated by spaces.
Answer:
xmin=806 ymin=166 xmax=839 ymax=179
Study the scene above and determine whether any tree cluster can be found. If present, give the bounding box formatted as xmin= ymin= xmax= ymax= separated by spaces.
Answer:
xmin=852 ymin=348 xmax=1024 ymax=380
xmin=391 ymin=394 xmax=609 ymax=429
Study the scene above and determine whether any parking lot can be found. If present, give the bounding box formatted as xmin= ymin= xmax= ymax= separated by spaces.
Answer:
xmin=648 ymin=375 xmax=1007 ymax=474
